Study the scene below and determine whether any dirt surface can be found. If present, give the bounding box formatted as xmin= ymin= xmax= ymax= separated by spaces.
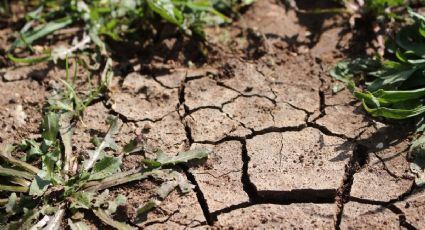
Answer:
xmin=1 ymin=0 xmax=424 ymax=229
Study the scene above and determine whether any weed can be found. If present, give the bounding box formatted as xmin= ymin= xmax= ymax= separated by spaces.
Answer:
xmin=0 ymin=58 xmax=208 ymax=229
xmin=6 ymin=0 xmax=251 ymax=64
xmin=331 ymin=9 xmax=425 ymax=186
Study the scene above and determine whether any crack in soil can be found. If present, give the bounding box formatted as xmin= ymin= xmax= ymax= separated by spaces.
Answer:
xmin=349 ymin=183 xmax=418 ymax=230
xmin=106 ymin=50 xmax=416 ymax=228
xmin=335 ymin=144 xmax=369 ymax=229
xmin=373 ymin=152 xmax=400 ymax=179
xmin=177 ymin=74 xmax=214 ymax=226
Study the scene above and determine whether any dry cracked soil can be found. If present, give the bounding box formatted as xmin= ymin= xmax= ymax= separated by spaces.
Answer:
xmin=1 ymin=0 xmax=424 ymax=229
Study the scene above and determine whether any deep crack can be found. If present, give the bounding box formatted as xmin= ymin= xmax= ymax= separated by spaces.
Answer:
xmin=335 ymin=144 xmax=369 ymax=229
xmin=177 ymin=75 xmax=213 ymax=226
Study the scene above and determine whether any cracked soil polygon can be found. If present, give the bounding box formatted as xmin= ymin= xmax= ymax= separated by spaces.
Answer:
xmin=190 ymin=141 xmax=249 ymax=213
xmin=222 ymin=97 xmax=306 ymax=131
xmin=247 ymin=128 xmax=351 ymax=191
xmin=215 ymin=203 xmax=335 ymax=229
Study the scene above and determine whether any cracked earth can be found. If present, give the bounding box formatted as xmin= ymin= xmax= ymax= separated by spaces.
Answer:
xmin=1 ymin=0 xmax=425 ymax=229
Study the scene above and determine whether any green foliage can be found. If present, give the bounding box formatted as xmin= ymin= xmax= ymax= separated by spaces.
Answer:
xmin=7 ymin=0 xmax=247 ymax=63
xmin=0 ymin=61 xmax=209 ymax=228
xmin=331 ymin=9 xmax=425 ymax=186
xmin=331 ymin=9 xmax=425 ymax=120
xmin=363 ymin=0 xmax=405 ymax=16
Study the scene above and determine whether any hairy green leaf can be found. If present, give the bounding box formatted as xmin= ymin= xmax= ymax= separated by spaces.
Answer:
xmin=89 ymin=156 xmax=121 ymax=181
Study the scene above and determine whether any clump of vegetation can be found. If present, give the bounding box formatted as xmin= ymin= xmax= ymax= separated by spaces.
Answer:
xmin=6 ymin=0 xmax=252 ymax=64
xmin=0 ymin=60 xmax=208 ymax=229
xmin=331 ymin=9 xmax=425 ymax=186
xmin=343 ymin=0 xmax=406 ymax=18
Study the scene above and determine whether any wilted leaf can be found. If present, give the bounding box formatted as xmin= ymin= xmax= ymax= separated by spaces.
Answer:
xmin=0 ymin=184 xmax=29 ymax=193
xmin=123 ymin=138 xmax=144 ymax=154
xmin=93 ymin=189 xmax=110 ymax=208
xmin=43 ymin=209 xmax=65 ymax=230
xmin=41 ymin=112 xmax=60 ymax=143
xmin=156 ymin=171 xmax=193 ymax=198
xmin=51 ymin=34 xmax=90 ymax=62
xmin=157 ymin=181 xmax=178 ymax=199
xmin=156 ymin=149 xmax=208 ymax=166
xmin=0 ymin=166 xmax=34 ymax=180
xmin=68 ymin=219 xmax=90 ymax=230
xmin=1 ymin=145 xmax=39 ymax=175
xmin=93 ymin=208 xmax=136 ymax=230
xmin=410 ymin=134 xmax=425 ymax=186
xmin=60 ymin=112 xmax=74 ymax=175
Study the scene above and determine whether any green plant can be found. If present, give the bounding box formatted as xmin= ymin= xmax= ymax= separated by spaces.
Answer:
xmin=331 ymin=9 xmax=425 ymax=186
xmin=7 ymin=0 xmax=248 ymax=64
xmin=0 ymin=58 xmax=208 ymax=229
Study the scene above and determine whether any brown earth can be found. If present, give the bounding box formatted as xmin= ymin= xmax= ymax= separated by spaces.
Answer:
xmin=1 ymin=0 xmax=424 ymax=229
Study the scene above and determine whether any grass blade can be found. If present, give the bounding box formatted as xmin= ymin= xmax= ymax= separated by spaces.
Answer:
xmin=82 ymin=169 xmax=164 ymax=192
xmin=10 ymin=17 xmax=73 ymax=50
xmin=0 ymin=166 xmax=35 ymax=180
xmin=7 ymin=53 xmax=51 ymax=64
xmin=0 ymin=184 xmax=29 ymax=192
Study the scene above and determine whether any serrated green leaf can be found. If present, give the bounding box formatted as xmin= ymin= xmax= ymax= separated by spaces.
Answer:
xmin=70 ymin=192 xmax=93 ymax=210
xmin=82 ymin=169 xmax=166 ymax=192
xmin=19 ymin=139 xmax=43 ymax=161
xmin=83 ymin=117 xmax=121 ymax=170
xmin=29 ymin=171 xmax=51 ymax=196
